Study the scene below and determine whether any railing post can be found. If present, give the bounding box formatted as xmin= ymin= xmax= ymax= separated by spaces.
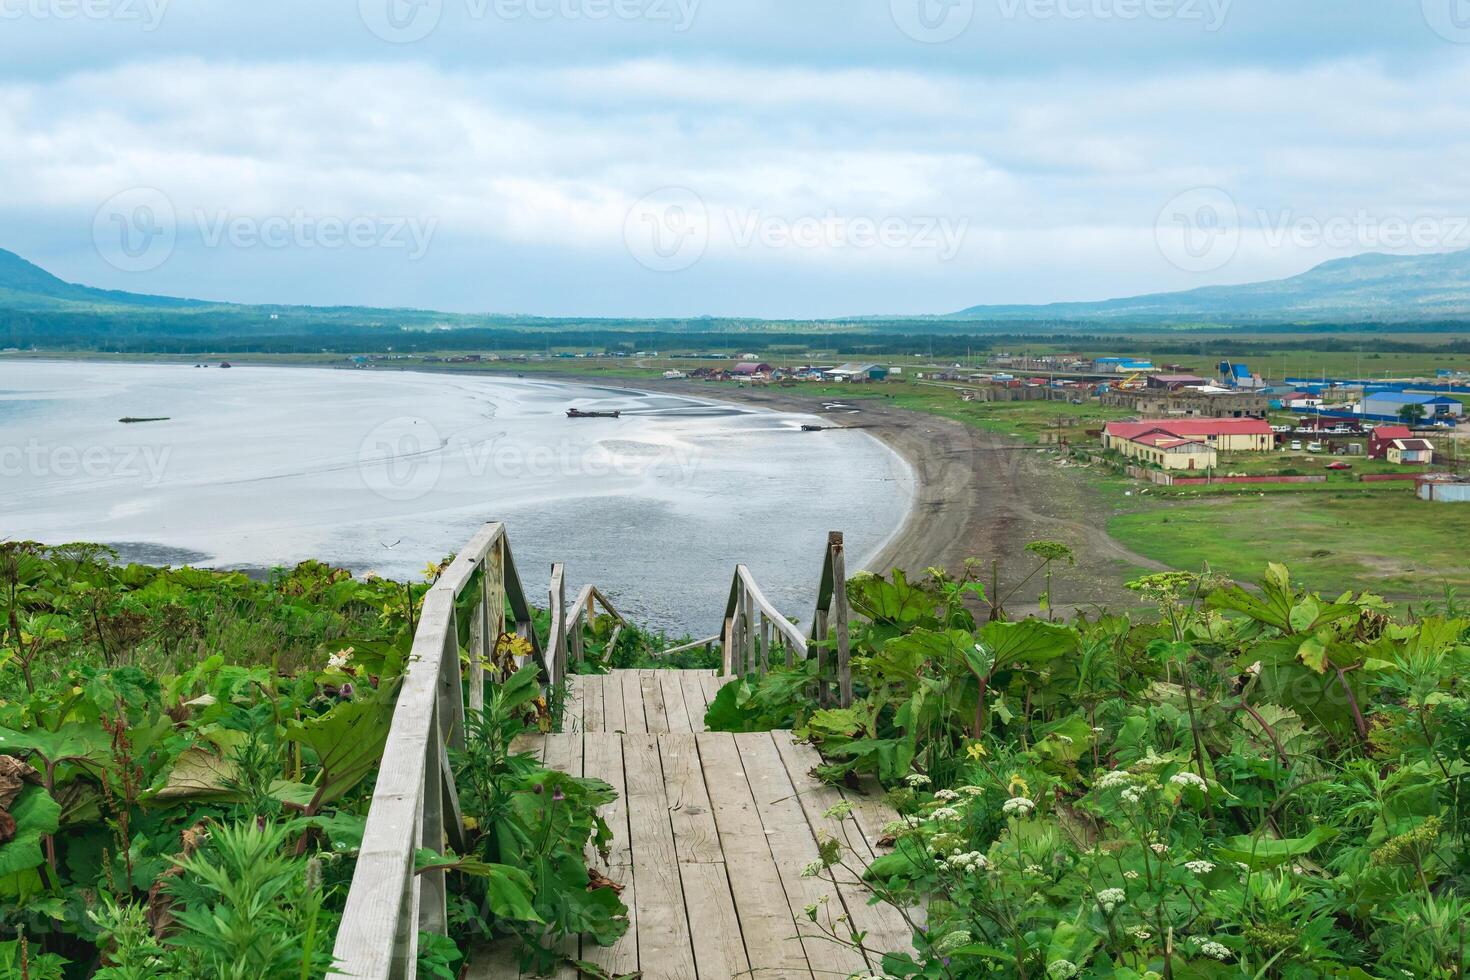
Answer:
xmin=549 ymin=564 xmax=567 ymax=690
xmin=830 ymin=532 xmax=852 ymax=707
xmin=814 ymin=608 xmax=830 ymax=706
xmin=742 ymin=580 xmax=757 ymax=676
xmin=759 ymin=612 xmax=771 ymax=674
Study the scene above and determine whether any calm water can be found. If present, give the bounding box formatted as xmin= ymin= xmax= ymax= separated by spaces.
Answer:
xmin=0 ymin=361 xmax=913 ymax=634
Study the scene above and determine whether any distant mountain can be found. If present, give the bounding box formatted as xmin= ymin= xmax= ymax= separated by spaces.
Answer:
xmin=951 ymin=248 xmax=1470 ymax=321
xmin=0 ymin=248 xmax=216 ymax=312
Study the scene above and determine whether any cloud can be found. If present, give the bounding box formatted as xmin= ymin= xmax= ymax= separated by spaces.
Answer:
xmin=3 ymin=50 xmax=1470 ymax=316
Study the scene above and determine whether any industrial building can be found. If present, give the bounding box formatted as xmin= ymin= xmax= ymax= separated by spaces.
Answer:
xmin=1359 ymin=392 xmax=1464 ymax=419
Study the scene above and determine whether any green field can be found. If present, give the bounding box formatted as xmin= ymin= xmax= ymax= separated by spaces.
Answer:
xmin=1106 ymin=483 xmax=1470 ymax=598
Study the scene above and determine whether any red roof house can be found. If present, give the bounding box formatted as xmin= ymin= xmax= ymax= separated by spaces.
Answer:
xmin=1104 ymin=418 xmax=1275 ymax=453
xmin=1368 ymin=425 xmax=1412 ymax=459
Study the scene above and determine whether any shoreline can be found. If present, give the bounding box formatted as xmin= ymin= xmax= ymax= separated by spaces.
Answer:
xmin=6 ymin=354 xmax=1162 ymax=612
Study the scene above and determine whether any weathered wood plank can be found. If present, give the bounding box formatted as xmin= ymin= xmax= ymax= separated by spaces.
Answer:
xmin=640 ymin=670 xmax=671 ymax=734
xmin=700 ymin=671 xmax=726 ymax=707
xmin=696 ymin=732 xmax=814 ymax=980
xmin=579 ymin=736 xmax=637 ymax=977
xmin=678 ymin=671 xmax=710 ymax=732
xmin=621 ymin=671 xmax=647 ymax=734
xmin=623 ymin=734 xmax=696 ymax=980
xmin=581 ymin=674 xmax=605 ymax=734
xmin=657 ymin=669 xmax=693 ymax=734
xmin=659 ymin=734 xmax=721 ymax=864
xmin=680 ymin=862 xmax=751 ymax=980
xmin=773 ymin=733 xmax=914 ymax=964
xmin=734 ymin=732 xmax=869 ymax=977
xmin=601 ymin=671 xmax=627 ymax=735
xmin=563 ymin=674 xmax=585 ymax=734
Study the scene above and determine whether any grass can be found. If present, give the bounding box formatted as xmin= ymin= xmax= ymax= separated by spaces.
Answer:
xmin=1105 ymin=482 xmax=1470 ymax=598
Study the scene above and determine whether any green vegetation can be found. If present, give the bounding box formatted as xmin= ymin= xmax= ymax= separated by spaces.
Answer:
xmin=708 ymin=559 xmax=1470 ymax=978
xmin=0 ymin=542 xmax=627 ymax=978
xmin=1106 ymin=487 xmax=1470 ymax=598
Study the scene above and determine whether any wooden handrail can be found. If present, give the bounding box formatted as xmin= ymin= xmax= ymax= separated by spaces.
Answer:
xmin=332 ymin=523 xmax=544 ymax=980
xmin=564 ymin=583 xmax=626 ymax=670
xmin=720 ymin=532 xmax=850 ymax=705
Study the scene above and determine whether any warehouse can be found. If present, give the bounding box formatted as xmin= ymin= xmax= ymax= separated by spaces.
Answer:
xmin=1103 ymin=418 xmax=1276 ymax=454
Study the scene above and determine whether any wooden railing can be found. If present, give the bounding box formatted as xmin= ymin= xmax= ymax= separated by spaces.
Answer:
xmin=332 ymin=523 xmax=547 ymax=980
xmin=721 ymin=531 xmax=851 ymax=706
xmin=547 ymin=567 xmax=626 ymax=677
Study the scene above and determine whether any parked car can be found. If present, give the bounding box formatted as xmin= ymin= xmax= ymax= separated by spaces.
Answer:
xmin=1290 ymin=440 xmax=1303 ymax=451
xmin=1307 ymin=442 xmax=1323 ymax=453
xmin=1326 ymin=461 xmax=1352 ymax=470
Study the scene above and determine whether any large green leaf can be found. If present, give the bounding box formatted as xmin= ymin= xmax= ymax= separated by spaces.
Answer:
xmin=415 ymin=851 xmax=541 ymax=922
xmin=1215 ymin=826 xmax=1336 ymax=870
xmin=846 ymin=570 xmax=935 ymax=628
xmin=284 ymin=681 xmax=399 ymax=809
xmin=0 ymin=785 xmax=61 ymax=878
xmin=977 ymin=620 xmax=1079 ymax=670
xmin=0 ymin=724 xmax=111 ymax=772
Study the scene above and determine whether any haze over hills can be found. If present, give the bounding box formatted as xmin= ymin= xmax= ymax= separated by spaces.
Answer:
xmin=6 ymin=246 xmax=1470 ymax=339
xmin=950 ymin=248 xmax=1470 ymax=321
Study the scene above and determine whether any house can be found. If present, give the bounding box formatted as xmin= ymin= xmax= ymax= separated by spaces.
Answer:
xmin=1103 ymin=418 xmax=1276 ymax=454
xmin=1387 ymin=439 xmax=1435 ymax=465
xmin=1367 ymin=425 xmax=1412 ymax=459
xmin=1360 ymin=391 xmax=1464 ymax=419
xmin=1124 ymin=433 xmax=1218 ymax=471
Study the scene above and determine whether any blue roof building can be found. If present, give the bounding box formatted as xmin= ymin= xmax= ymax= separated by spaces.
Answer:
xmin=1362 ymin=391 xmax=1464 ymax=418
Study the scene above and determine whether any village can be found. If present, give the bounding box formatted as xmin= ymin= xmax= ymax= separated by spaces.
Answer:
xmin=656 ymin=350 xmax=1470 ymax=502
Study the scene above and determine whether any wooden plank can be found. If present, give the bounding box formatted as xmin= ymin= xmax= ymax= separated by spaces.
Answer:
xmin=681 ymin=862 xmax=751 ymax=980
xmin=773 ymin=734 xmax=914 ymax=963
xmin=696 ymin=732 xmax=813 ymax=980
xmin=641 ymin=670 xmax=671 ymax=734
xmin=621 ymin=671 xmax=648 ymax=734
xmin=623 ymin=735 xmax=696 ymax=980
xmin=602 ymin=671 xmax=627 ymax=735
xmin=563 ymin=674 xmax=585 ymax=734
xmin=582 ymin=674 xmax=605 ymax=734
xmin=734 ymin=732 xmax=869 ymax=977
xmin=678 ymin=671 xmax=710 ymax=732
xmin=700 ymin=671 xmax=726 ymax=707
xmin=658 ymin=670 xmax=693 ymax=734
xmin=579 ymin=736 xmax=637 ymax=977
xmin=657 ymin=734 xmax=748 ymax=978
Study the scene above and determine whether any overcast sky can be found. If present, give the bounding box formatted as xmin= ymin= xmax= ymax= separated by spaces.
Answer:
xmin=3 ymin=1 xmax=1470 ymax=317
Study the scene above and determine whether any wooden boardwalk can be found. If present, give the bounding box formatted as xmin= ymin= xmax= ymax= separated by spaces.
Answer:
xmin=473 ymin=670 xmax=913 ymax=980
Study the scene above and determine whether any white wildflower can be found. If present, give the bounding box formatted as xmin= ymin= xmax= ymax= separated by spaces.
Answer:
xmin=326 ymin=647 xmax=355 ymax=671
xmin=933 ymin=789 xmax=961 ymax=803
xmin=1096 ymin=887 xmax=1127 ymax=914
xmin=1002 ymin=797 xmax=1035 ymax=817
xmin=1123 ymin=870 xmax=1140 ymax=880
xmin=1184 ymin=860 xmax=1215 ymax=875
xmin=1121 ymin=788 xmax=1143 ymax=804
xmin=1170 ymin=771 xmax=1209 ymax=793
xmin=957 ymin=785 xmax=986 ymax=797
xmin=1095 ymin=770 xmax=1132 ymax=790
xmin=1128 ymin=926 xmax=1152 ymax=942
xmin=1197 ymin=940 xmax=1231 ymax=961
xmin=903 ymin=773 xmax=931 ymax=788
xmin=1151 ymin=843 xmax=1170 ymax=856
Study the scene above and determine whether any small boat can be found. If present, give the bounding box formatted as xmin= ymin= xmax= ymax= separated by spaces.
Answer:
xmin=219 ymin=362 xmax=232 ymax=369
xmin=119 ymin=417 xmax=170 ymax=424
xmin=566 ymin=408 xmax=621 ymax=419
xmin=800 ymin=424 xmax=825 ymax=432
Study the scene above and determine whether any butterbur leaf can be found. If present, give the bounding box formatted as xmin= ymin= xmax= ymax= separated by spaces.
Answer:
xmin=0 ymin=785 xmax=61 ymax=878
xmin=285 ymin=678 xmax=399 ymax=809
xmin=1297 ymin=635 xmax=1329 ymax=674
xmin=1215 ymin=826 xmax=1336 ymax=870
xmin=416 ymin=851 xmax=541 ymax=922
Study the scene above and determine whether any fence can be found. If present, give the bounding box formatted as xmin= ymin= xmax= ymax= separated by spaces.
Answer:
xmin=722 ymin=531 xmax=852 ymax=707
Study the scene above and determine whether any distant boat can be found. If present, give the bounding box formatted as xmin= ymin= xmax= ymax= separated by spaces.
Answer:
xmin=119 ymin=417 xmax=170 ymax=424
xmin=566 ymin=408 xmax=621 ymax=419
xmin=219 ymin=362 xmax=232 ymax=369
